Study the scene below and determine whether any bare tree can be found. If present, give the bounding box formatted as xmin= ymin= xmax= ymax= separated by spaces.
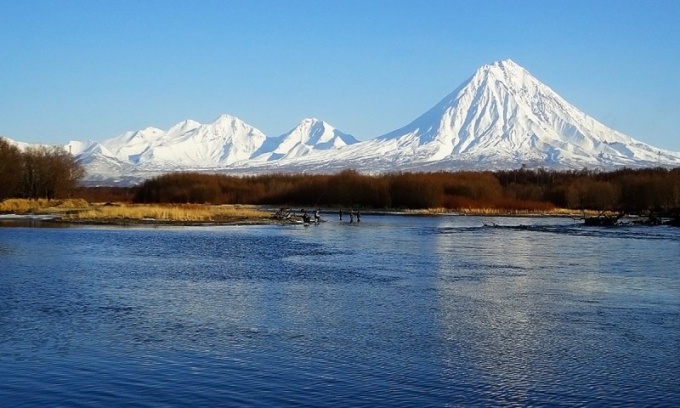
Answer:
xmin=20 ymin=145 xmax=85 ymax=199
xmin=0 ymin=137 xmax=23 ymax=199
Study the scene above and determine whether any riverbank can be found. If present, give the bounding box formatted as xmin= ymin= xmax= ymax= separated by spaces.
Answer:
xmin=0 ymin=198 xmax=618 ymax=226
xmin=311 ymin=207 xmax=604 ymax=219
xmin=0 ymin=199 xmax=273 ymax=225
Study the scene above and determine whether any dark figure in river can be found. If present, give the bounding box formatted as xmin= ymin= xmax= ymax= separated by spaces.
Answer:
xmin=339 ymin=209 xmax=343 ymax=221
xmin=356 ymin=211 xmax=361 ymax=223
xmin=349 ymin=210 xmax=354 ymax=224
xmin=314 ymin=209 xmax=320 ymax=223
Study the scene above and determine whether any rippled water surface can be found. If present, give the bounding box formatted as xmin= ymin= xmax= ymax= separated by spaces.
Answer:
xmin=1 ymin=216 xmax=679 ymax=406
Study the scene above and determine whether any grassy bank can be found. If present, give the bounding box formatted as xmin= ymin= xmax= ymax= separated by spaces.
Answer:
xmin=0 ymin=198 xmax=90 ymax=213
xmin=0 ymin=199 xmax=271 ymax=224
xmin=403 ymin=207 xmax=602 ymax=217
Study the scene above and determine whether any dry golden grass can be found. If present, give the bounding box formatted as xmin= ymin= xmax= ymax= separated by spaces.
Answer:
xmin=455 ymin=207 xmax=608 ymax=217
xmin=407 ymin=207 xmax=527 ymax=215
xmin=457 ymin=207 xmax=552 ymax=216
xmin=59 ymin=203 xmax=271 ymax=223
xmin=406 ymin=206 xmax=599 ymax=217
xmin=1 ymin=199 xmax=271 ymax=223
xmin=0 ymin=198 xmax=90 ymax=213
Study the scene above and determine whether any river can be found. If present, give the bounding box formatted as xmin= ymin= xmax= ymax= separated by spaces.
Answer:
xmin=1 ymin=215 xmax=678 ymax=406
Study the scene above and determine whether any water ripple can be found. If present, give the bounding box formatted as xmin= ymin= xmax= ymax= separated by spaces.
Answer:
xmin=1 ymin=217 xmax=679 ymax=406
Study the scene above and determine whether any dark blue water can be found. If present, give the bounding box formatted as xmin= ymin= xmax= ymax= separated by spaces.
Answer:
xmin=1 ymin=216 xmax=679 ymax=406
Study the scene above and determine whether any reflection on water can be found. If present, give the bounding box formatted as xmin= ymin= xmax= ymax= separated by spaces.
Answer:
xmin=432 ymin=217 xmax=680 ymax=405
xmin=0 ymin=217 xmax=679 ymax=406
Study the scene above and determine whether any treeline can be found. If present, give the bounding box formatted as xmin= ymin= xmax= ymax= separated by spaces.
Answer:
xmin=0 ymin=137 xmax=85 ymax=200
xmin=496 ymin=167 xmax=680 ymax=213
xmin=131 ymin=170 xmax=552 ymax=210
xmin=131 ymin=167 xmax=680 ymax=213
xmin=74 ymin=186 xmax=137 ymax=203
xmin=3 ymin=139 xmax=676 ymax=213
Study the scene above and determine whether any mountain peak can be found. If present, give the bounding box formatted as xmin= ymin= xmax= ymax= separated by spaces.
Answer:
xmin=471 ymin=59 xmax=533 ymax=87
xmin=208 ymin=114 xmax=261 ymax=137
xmin=250 ymin=118 xmax=359 ymax=161
xmin=493 ymin=58 xmax=520 ymax=69
xmin=169 ymin=119 xmax=200 ymax=132
xmin=298 ymin=117 xmax=329 ymax=130
xmin=287 ymin=118 xmax=354 ymax=146
xmin=212 ymin=113 xmax=240 ymax=125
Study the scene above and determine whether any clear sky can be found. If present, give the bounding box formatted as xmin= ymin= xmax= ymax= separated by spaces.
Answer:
xmin=1 ymin=0 xmax=679 ymax=151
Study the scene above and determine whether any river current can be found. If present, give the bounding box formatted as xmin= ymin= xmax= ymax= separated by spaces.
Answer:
xmin=1 ymin=215 xmax=678 ymax=406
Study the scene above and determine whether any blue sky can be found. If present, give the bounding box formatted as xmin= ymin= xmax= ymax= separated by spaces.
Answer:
xmin=1 ymin=0 xmax=679 ymax=151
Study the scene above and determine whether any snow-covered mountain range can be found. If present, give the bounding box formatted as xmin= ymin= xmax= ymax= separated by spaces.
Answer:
xmin=5 ymin=59 xmax=680 ymax=185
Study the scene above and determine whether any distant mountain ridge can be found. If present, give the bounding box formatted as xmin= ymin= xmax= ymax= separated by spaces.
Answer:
xmin=95 ymin=114 xmax=266 ymax=167
xmin=6 ymin=59 xmax=680 ymax=185
xmin=251 ymin=118 xmax=359 ymax=162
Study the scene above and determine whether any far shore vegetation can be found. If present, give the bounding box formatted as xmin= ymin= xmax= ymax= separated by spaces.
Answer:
xmin=127 ymin=167 xmax=680 ymax=216
xmin=0 ymin=199 xmax=270 ymax=224
xmin=2 ymin=137 xmax=680 ymax=224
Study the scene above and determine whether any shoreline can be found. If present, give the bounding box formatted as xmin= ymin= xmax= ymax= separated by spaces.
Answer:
xmin=0 ymin=205 xmax=598 ymax=227
xmin=1 ymin=210 xmax=675 ymax=228
xmin=1 ymin=198 xmax=656 ymax=227
xmin=0 ymin=213 xmax=279 ymax=227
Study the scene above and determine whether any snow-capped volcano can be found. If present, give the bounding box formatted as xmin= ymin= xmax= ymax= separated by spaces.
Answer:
xmin=252 ymin=118 xmax=359 ymax=161
xmin=367 ymin=59 xmax=680 ymax=168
